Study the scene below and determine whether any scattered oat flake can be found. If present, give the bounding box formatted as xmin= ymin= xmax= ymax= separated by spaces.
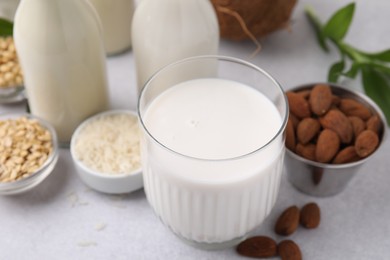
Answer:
xmin=95 ymin=223 xmax=107 ymax=231
xmin=67 ymin=192 xmax=79 ymax=207
xmin=78 ymin=241 xmax=97 ymax=247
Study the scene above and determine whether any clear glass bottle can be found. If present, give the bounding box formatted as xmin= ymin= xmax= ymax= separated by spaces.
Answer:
xmin=88 ymin=0 xmax=134 ymax=56
xmin=132 ymin=0 xmax=219 ymax=93
xmin=14 ymin=0 xmax=109 ymax=146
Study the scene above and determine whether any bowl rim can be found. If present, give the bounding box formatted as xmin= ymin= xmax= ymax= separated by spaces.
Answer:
xmin=0 ymin=112 xmax=59 ymax=189
xmin=286 ymin=82 xmax=388 ymax=169
xmin=70 ymin=109 xmax=142 ymax=179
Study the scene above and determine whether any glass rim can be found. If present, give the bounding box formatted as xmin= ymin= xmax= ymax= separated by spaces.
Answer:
xmin=137 ymin=55 xmax=289 ymax=162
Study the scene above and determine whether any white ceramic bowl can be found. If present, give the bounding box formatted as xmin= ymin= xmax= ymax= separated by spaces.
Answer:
xmin=70 ymin=110 xmax=143 ymax=194
xmin=0 ymin=113 xmax=59 ymax=195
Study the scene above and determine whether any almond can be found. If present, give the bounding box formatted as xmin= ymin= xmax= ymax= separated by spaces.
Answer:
xmin=339 ymin=98 xmax=372 ymax=120
xmin=296 ymin=118 xmax=321 ymax=144
xmin=309 ymin=84 xmax=333 ymax=116
xmin=355 ymin=130 xmax=379 ymax=158
xmin=348 ymin=116 xmax=366 ymax=139
xmin=287 ymin=92 xmax=311 ymax=119
xmin=289 ymin=113 xmax=300 ymax=129
xmin=278 ymin=240 xmax=302 ymax=260
xmin=296 ymin=89 xmax=311 ymax=99
xmin=333 ymin=146 xmax=360 ymax=164
xmin=236 ymin=236 xmax=277 ymax=258
xmin=275 ymin=206 xmax=300 ymax=236
xmin=286 ymin=117 xmax=296 ymax=151
xmin=320 ymin=109 xmax=353 ymax=143
xmin=331 ymin=95 xmax=341 ymax=107
xmin=315 ymin=129 xmax=340 ymax=163
xmin=296 ymin=143 xmax=316 ymax=161
xmin=366 ymin=115 xmax=382 ymax=135
xmin=300 ymin=202 xmax=320 ymax=229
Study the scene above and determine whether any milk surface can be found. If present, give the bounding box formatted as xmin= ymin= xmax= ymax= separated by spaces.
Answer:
xmin=145 ymin=78 xmax=282 ymax=160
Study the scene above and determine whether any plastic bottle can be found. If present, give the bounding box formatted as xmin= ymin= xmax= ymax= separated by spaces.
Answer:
xmin=14 ymin=0 xmax=109 ymax=146
xmin=132 ymin=0 xmax=219 ymax=93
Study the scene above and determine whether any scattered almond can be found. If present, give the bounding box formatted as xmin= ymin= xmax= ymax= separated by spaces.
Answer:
xmin=300 ymin=202 xmax=321 ymax=229
xmin=236 ymin=236 xmax=277 ymax=258
xmin=278 ymin=240 xmax=302 ymax=260
xmin=309 ymin=84 xmax=333 ymax=116
xmin=355 ymin=130 xmax=379 ymax=158
xmin=275 ymin=206 xmax=300 ymax=236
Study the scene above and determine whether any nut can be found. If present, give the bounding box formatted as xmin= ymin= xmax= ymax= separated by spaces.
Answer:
xmin=315 ymin=129 xmax=340 ymax=163
xmin=348 ymin=116 xmax=366 ymax=139
xmin=333 ymin=146 xmax=360 ymax=164
xmin=286 ymin=92 xmax=311 ymax=119
xmin=366 ymin=115 xmax=382 ymax=135
xmin=278 ymin=240 xmax=302 ymax=260
xmin=286 ymin=85 xmax=383 ymax=165
xmin=296 ymin=118 xmax=321 ymax=144
xmin=339 ymin=98 xmax=372 ymax=120
xmin=320 ymin=109 xmax=353 ymax=144
xmin=300 ymin=202 xmax=321 ymax=229
xmin=286 ymin=117 xmax=296 ymax=152
xmin=275 ymin=206 xmax=300 ymax=236
xmin=355 ymin=130 xmax=379 ymax=158
xmin=309 ymin=84 xmax=333 ymax=116
xmin=236 ymin=236 xmax=277 ymax=258
xmin=296 ymin=143 xmax=316 ymax=161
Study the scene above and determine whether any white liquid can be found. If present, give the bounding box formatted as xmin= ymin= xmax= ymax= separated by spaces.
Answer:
xmin=142 ymin=78 xmax=285 ymax=243
xmin=132 ymin=0 xmax=219 ymax=92
xmin=88 ymin=0 xmax=134 ymax=55
xmin=14 ymin=0 xmax=109 ymax=145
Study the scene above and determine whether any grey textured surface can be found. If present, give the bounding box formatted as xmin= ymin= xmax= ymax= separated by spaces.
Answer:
xmin=0 ymin=0 xmax=389 ymax=259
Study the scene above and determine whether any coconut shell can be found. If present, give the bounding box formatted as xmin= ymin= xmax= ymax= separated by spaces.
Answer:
xmin=211 ymin=0 xmax=298 ymax=41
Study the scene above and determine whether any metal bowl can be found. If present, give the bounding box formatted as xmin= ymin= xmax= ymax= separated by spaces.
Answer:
xmin=285 ymin=83 xmax=387 ymax=197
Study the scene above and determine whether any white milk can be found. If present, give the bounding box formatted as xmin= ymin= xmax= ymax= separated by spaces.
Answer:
xmin=88 ymin=0 xmax=134 ymax=55
xmin=14 ymin=0 xmax=109 ymax=145
xmin=141 ymin=78 xmax=285 ymax=244
xmin=132 ymin=0 xmax=219 ymax=93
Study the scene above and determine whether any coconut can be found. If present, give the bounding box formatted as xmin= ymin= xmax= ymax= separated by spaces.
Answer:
xmin=211 ymin=0 xmax=298 ymax=41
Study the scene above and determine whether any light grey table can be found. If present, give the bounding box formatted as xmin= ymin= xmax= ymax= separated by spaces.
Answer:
xmin=1 ymin=0 xmax=389 ymax=259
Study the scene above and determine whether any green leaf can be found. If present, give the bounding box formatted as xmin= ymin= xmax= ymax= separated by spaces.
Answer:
xmin=359 ymin=49 xmax=390 ymax=62
xmin=0 ymin=18 xmax=13 ymax=36
xmin=323 ymin=3 xmax=355 ymax=41
xmin=343 ymin=62 xmax=361 ymax=78
xmin=328 ymin=59 xmax=345 ymax=82
xmin=361 ymin=66 xmax=390 ymax=125
xmin=305 ymin=6 xmax=329 ymax=52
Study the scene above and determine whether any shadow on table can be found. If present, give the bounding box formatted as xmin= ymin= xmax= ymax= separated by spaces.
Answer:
xmin=3 ymin=154 xmax=71 ymax=205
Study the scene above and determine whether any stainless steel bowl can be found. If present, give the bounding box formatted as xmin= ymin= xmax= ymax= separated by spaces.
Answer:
xmin=285 ymin=83 xmax=387 ymax=197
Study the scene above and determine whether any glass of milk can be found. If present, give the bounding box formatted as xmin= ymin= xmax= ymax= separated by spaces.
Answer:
xmin=138 ymin=56 xmax=288 ymax=249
